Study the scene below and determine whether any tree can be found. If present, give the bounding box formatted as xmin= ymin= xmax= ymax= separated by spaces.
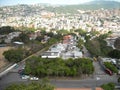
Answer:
xmin=74 ymin=28 xmax=86 ymax=36
xmin=101 ymin=82 xmax=115 ymax=90
xmin=114 ymin=37 xmax=120 ymax=49
xmin=0 ymin=40 xmax=6 ymax=44
xmin=18 ymin=32 xmax=30 ymax=43
xmin=12 ymin=32 xmax=30 ymax=43
xmin=5 ymin=78 xmax=54 ymax=90
xmin=85 ymin=35 xmax=113 ymax=57
xmin=0 ymin=26 xmax=15 ymax=35
xmin=3 ymin=49 xmax=25 ymax=63
xmin=118 ymin=77 xmax=120 ymax=83
xmin=108 ymin=49 xmax=120 ymax=59
xmin=77 ymin=39 xmax=84 ymax=49
xmin=85 ymin=39 xmax=102 ymax=56
xmin=48 ymin=38 xmax=58 ymax=45
xmin=108 ymin=31 xmax=112 ymax=35
xmin=104 ymin=62 xmax=118 ymax=73
xmin=57 ymin=29 xmax=69 ymax=35
xmin=98 ymin=33 xmax=109 ymax=40
xmin=40 ymin=29 xmax=47 ymax=35
xmin=52 ymin=34 xmax=62 ymax=41
xmin=46 ymin=32 xmax=54 ymax=37
xmin=24 ymin=56 xmax=94 ymax=77
xmin=36 ymin=35 xmax=44 ymax=42
xmin=90 ymin=30 xmax=99 ymax=36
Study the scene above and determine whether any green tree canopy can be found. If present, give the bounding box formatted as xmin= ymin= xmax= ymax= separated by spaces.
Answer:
xmin=19 ymin=33 xmax=30 ymax=43
xmin=0 ymin=26 xmax=15 ymax=35
xmin=36 ymin=35 xmax=44 ymax=42
xmin=74 ymin=28 xmax=86 ymax=36
xmin=101 ymin=82 xmax=115 ymax=90
xmin=24 ymin=56 xmax=94 ymax=77
xmin=12 ymin=32 xmax=30 ymax=43
xmin=77 ymin=38 xmax=84 ymax=49
xmin=114 ymin=37 xmax=120 ymax=49
xmin=5 ymin=78 xmax=54 ymax=90
xmin=108 ymin=49 xmax=120 ymax=59
xmin=3 ymin=49 xmax=25 ymax=63
xmin=85 ymin=35 xmax=113 ymax=57
xmin=57 ymin=29 xmax=70 ymax=35
xmin=104 ymin=62 xmax=118 ymax=73
xmin=118 ymin=77 xmax=120 ymax=83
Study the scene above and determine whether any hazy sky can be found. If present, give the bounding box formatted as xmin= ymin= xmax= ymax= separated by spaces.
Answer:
xmin=0 ymin=0 xmax=120 ymax=6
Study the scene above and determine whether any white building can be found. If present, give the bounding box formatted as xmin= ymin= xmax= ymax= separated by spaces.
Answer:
xmin=41 ymin=51 xmax=60 ymax=58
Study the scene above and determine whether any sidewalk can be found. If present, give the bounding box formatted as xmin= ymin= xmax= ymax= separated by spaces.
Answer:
xmin=0 ymin=63 xmax=13 ymax=73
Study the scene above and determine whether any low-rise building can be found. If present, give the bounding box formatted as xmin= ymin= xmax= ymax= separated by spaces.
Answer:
xmin=41 ymin=51 xmax=60 ymax=58
xmin=5 ymin=32 xmax=21 ymax=43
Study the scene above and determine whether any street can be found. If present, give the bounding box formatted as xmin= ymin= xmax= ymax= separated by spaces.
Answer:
xmin=0 ymin=71 xmax=118 ymax=90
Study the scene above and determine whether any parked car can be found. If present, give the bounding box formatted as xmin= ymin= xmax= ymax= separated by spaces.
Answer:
xmin=18 ymin=69 xmax=23 ymax=74
xmin=105 ymin=69 xmax=113 ymax=76
xmin=18 ymin=69 xmax=24 ymax=75
xmin=30 ymin=77 xmax=39 ymax=80
xmin=14 ymin=64 xmax=19 ymax=69
xmin=21 ymin=75 xmax=30 ymax=80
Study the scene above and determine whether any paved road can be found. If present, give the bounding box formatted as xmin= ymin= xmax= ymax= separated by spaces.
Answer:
xmin=0 ymin=71 xmax=118 ymax=90
xmin=82 ymin=46 xmax=91 ymax=58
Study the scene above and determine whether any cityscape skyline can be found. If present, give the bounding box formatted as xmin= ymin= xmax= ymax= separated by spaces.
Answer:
xmin=0 ymin=0 xmax=120 ymax=89
xmin=0 ymin=0 xmax=120 ymax=6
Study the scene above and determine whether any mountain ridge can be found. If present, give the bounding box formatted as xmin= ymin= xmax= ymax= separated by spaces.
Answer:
xmin=85 ymin=0 xmax=120 ymax=4
xmin=0 ymin=0 xmax=120 ymax=14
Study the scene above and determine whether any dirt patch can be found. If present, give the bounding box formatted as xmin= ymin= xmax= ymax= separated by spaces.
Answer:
xmin=0 ymin=47 xmax=11 ymax=69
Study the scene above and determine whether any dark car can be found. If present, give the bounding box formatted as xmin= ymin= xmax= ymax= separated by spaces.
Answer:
xmin=105 ymin=69 xmax=113 ymax=76
xmin=18 ymin=69 xmax=24 ymax=75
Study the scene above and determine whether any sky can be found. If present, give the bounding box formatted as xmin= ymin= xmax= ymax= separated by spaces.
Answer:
xmin=0 ymin=0 xmax=120 ymax=6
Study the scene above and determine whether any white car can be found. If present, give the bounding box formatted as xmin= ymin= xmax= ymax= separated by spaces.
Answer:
xmin=21 ymin=75 xmax=30 ymax=80
xmin=30 ymin=77 xmax=39 ymax=80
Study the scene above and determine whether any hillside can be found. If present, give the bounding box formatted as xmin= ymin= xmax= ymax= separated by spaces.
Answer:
xmin=46 ymin=1 xmax=120 ymax=13
xmin=0 ymin=0 xmax=120 ymax=15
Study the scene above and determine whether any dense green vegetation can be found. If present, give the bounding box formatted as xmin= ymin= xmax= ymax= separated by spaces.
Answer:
xmin=85 ymin=34 xmax=113 ymax=57
xmin=24 ymin=57 xmax=94 ymax=77
xmin=31 ymin=34 xmax=61 ymax=53
xmin=77 ymin=38 xmax=84 ymax=49
xmin=104 ymin=62 xmax=118 ymax=73
xmin=74 ymin=29 xmax=113 ymax=57
xmin=19 ymin=27 xmax=36 ymax=32
xmin=36 ymin=36 xmax=44 ymax=42
xmin=74 ymin=28 xmax=87 ymax=36
xmin=108 ymin=49 xmax=120 ymax=59
xmin=56 ymin=29 xmax=70 ymax=35
xmin=5 ymin=78 xmax=54 ymax=90
xmin=101 ymin=82 xmax=115 ymax=90
xmin=3 ymin=35 xmax=61 ymax=63
xmin=118 ymin=77 xmax=120 ymax=83
xmin=3 ymin=48 xmax=29 ymax=63
xmin=114 ymin=37 xmax=120 ymax=49
xmin=2 ymin=26 xmax=62 ymax=63
xmin=0 ymin=26 xmax=16 ymax=35
xmin=12 ymin=32 xmax=30 ymax=43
